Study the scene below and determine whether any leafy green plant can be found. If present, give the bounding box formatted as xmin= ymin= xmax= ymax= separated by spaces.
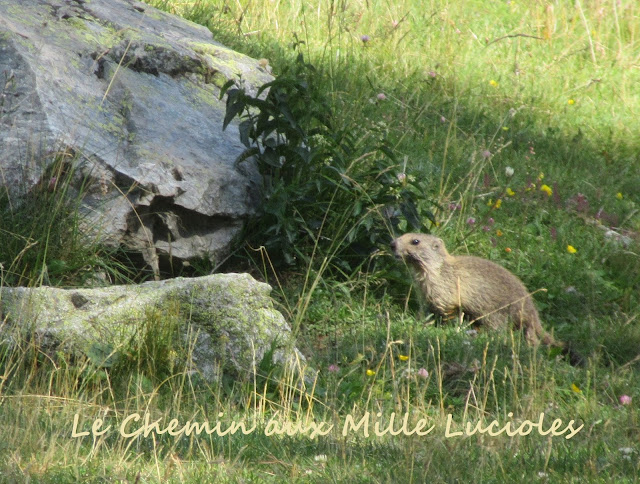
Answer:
xmin=221 ymin=47 xmax=434 ymax=271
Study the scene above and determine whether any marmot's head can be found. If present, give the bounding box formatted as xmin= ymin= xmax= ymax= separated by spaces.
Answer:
xmin=390 ymin=233 xmax=450 ymax=270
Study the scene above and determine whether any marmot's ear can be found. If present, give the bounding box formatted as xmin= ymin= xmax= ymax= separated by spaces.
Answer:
xmin=432 ymin=240 xmax=440 ymax=250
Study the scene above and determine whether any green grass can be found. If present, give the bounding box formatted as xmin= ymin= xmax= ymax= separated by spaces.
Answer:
xmin=1 ymin=0 xmax=639 ymax=482
xmin=0 ymin=146 xmax=139 ymax=287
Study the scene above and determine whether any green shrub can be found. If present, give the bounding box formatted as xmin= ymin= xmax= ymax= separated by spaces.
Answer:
xmin=221 ymin=47 xmax=435 ymax=272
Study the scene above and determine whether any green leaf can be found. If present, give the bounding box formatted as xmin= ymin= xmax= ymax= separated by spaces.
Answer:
xmin=399 ymin=198 xmax=421 ymax=230
xmin=238 ymin=120 xmax=253 ymax=148
xmin=85 ymin=342 xmax=118 ymax=368
xmin=218 ymin=79 xmax=237 ymax=99
xmin=234 ymin=147 xmax=261 ymax=167
xmin=223 ymin=100 xmax=244 ymax=131
xmin=378 ymin=143 xmax=397 ymax=162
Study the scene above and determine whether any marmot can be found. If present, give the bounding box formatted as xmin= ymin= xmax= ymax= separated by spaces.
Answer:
xmin=390 ymin=233 xmax=557 ymax=346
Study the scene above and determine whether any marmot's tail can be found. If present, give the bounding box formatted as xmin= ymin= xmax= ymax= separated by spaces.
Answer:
xmin=539 ymin=329 xmax=584 ymax=366
xmin=542 ymin=334 xmax=584 ymax=366
xmin=562 ymin=344 xmax=585 ymax=366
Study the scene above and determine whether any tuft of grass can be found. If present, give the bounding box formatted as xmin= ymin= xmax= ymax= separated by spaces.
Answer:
xmin=0 ymin=147 xmax=139 ymax=288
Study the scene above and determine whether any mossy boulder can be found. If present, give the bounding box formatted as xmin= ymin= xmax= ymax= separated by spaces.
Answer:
xmin=0 ymin=273 xmax=303 ymax=382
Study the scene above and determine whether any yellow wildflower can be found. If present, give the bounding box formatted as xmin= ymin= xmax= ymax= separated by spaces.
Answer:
xmin=487 ymin=199 xmax=493 ymax=207
xmin=567 ymin=245 xmax=577 ymax=254
xmin=568 ymin=99 xmax=575 ymax=105
xmin=616 ymin=192 xmax=623 ymax=200
xmin=496 ymin=229 xmax=503 ymax=237
xmin=366 ymin=369 xmax=376 ymax=376
xmin=506 ymin=188 xmax=515 ymax=196
xmin=489 ymin=80 xmax=498 ymax=87
xmin=571 ymin=383 xmax=582 ymax=393
xmin=540 ymin=184 xmax=553 ymax=196
xmin=494 ymin=199 xmax=502 ymax=209
xmin=502 ymin=126 xmax=509 ymax=131
xmin=399 ymin=354 xmax=409 ymax=361
xmin=505 ymin=247 xmax=512 ymax=253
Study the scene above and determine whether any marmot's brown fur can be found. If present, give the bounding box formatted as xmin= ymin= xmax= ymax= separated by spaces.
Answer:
xmin=391 ymin=233 xmax=558 ymax=346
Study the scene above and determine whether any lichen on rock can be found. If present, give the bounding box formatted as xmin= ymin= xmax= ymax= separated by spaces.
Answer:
xmin=0 ymin=273 xmax=303 ymax=382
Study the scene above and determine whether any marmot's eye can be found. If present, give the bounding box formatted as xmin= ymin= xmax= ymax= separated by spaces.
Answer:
xmin=411 ymin=239 xmax=420 ymax=245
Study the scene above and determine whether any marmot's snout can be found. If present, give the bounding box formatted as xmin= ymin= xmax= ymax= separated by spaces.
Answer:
xmin=390 ymin=237 xmax=411 ymax=260
xmin=391 ymin=235 xmax=422 ymax=261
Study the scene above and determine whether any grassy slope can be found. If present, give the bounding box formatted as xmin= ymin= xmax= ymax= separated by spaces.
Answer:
xmin=1 ymin=0 xmax=639 ymax=482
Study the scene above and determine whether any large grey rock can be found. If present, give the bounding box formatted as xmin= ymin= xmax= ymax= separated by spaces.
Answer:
xmin=0 ymin=0 xmax=272 ymax=273
xmin=0 ymin=273 xmax=303 ymax=382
